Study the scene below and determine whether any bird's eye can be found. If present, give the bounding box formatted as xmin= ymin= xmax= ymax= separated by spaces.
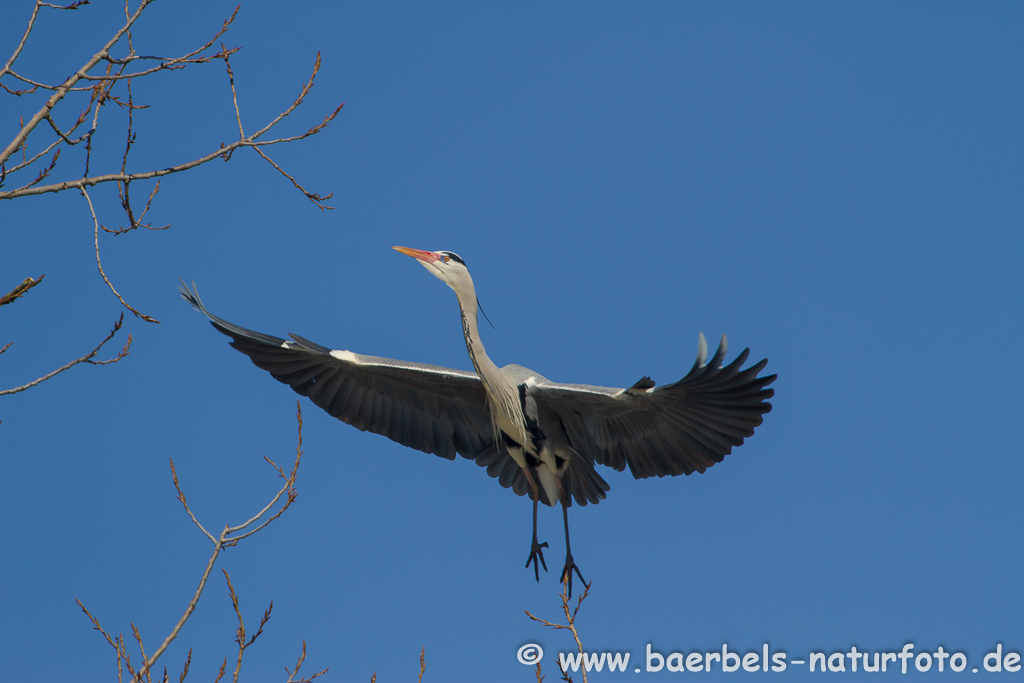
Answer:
xmin=443 ymin=255 xmax=450 ymax=262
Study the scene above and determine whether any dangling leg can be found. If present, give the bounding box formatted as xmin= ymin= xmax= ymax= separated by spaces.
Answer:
xmin=525 ymin=496 xmax=549 ymax=581
xmin=521 ymin=467 xmax=548 ymax=582
xmin=559 ymin=503 xmax=586 ymax=598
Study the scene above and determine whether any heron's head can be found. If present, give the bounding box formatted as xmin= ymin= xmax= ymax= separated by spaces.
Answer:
xmin=393 ymin=246 xmax=473 ymax=296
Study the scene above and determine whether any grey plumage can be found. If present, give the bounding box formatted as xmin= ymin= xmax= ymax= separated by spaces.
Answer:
xmin=180 ymin=248 xmax=775 ymax=593
xmin=179 ymin=281 xmax=774 ymax=504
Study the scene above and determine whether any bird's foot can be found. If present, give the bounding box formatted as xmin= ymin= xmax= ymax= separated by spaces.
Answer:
xmin=560 ymin=554 xmax=587 ymax=598
xmin=525 ymin=539 xmax=549 ymax=582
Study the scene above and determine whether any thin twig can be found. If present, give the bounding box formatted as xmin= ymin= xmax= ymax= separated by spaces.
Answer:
xmin=223 ymin=48 xmax=244 ymax=138
xmin=82 ymin=185 xmax=160 ymax=322
xmin=252 ymin=147 xmax=334 ymax=210
xmin=0 ymin=0 xmax=156 ymax=167
xmin=0 ymin=313 xmax=130 ymax=396
xmin=131 ymin=622 xmax=152 ymax=683
xmin=225 ymin=569 xmax=272 ymax=683
xmin=78 ymin=403 xmax=311 ymax=683
xmin=107 ymin=75 xmax=168 ymax=235
xmin=0 ymin=274 xmax=45 ymax=307
xmin=106 ymin=181 xmax=169 ymax=234
xmin=1 ymin=138 xmax=59 ymax=177
xmin=1 ymin=1 xmax=46 ymax=81
xmin=222 ymin=404 xmax=304 ymax=544
xmin=525 ymin=583 xmax=594 ymax=683
xmin=284 ymin=640 xmax=329 ymax=683
xmin=10 ymin=147 xmax=61 ymax=192
xmin=2 ymin=18 xmax=342 ymax=220
xmin=1 ymin=72 xmax=344 ymax=207
xmin=170 ymin=458 xmax=216 ymax=543
xmin=178 ymin=649 xmax=191 ymax=683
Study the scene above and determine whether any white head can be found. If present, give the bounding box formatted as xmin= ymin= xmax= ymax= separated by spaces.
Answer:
xmin=393 ymin=246 xmax=475 ymax=299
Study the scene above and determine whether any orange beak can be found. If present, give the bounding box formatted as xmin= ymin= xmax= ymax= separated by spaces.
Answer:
xmin=393 ymin=246 xmax=440 ymax=263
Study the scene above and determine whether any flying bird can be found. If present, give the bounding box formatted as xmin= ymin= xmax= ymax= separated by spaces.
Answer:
xmin=180 ymin=247 xmax=775 ymax=595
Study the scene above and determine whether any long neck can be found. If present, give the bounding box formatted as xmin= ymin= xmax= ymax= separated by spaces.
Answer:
xmin=454 ymin=281 xmax=528 ymax=445
xmin=455 ymin=288 xmax=500 ymax=382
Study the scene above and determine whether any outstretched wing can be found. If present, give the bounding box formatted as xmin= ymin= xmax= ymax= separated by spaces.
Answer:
xmin=531 ymin=333 xmax=776 ymax=479
xmin=180 ymin=282 xmax=495 ymax=462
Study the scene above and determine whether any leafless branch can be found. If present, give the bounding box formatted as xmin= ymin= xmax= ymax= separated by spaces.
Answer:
xmin=0 ymin=55 xmax=343 ymax=203
xmin=283 ymin=640 xmax=328 ymax=683
xmin=225 ymin=568 xmax=273 ymax=683
xmin=223 ymin=47 xmax=245 ymax=138
xmin=9 ymin=146 xmax=61 ymax=192
xmin=170 ymin=459 xmax=216 ymax=543
xmin=105 ymin=180 xmax=169 ymax=235
xmin=2 ymin=1 xmax=342 ymax=320
xmin=78 ymin=403 xmax=321 ymax=683
xmin=1 ymin=1 xmax=88 ymax=89
xmin=0 ymin=273 xmax=45 ymax=307
xmin=1 ymin=4 xmax=340 ymax=203
xmin=362 ymin=652 xmax=424 ymax=683
xmin=0 ymin=312 xmax=130 ymax=396
xmin=178 ymin=648 xmax=191 ymax=683
xmin=83 ymin=186 xmax=159 ymax=322
xmin=103 ymin=76 xmax=170 ymax=237
xmin=0 ymin=0 xmax=154 ymax=166
xmin=2 ymin=137 xmax=59 ymax=175
xmin=252 ymin=147 xmax=334 ymax=211
xmin=6 ymin=4 xmax=337 ymax=673
xmin=525 ymin=582 xmax=593 ymax=683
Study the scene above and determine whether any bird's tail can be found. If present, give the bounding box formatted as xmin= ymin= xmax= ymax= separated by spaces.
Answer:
xmin=560 ymin=450 xmax=610 ymax=507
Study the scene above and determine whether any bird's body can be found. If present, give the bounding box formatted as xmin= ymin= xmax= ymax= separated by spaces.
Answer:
xmin=181 ymin=246 xmax=776 ymax=593
xmin=447 ymin=276 xmax=578 ymax=511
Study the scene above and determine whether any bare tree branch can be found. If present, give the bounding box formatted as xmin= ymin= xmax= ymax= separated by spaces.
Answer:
xmin=2 ymin=137 xmax=59 ymax=175
xmin=0 ymin=0 xmax=154 ymax=166
xmin=78 ymin=403 xmax=323 ymax=683
xmin=170 ymin=459 xmax=216 ymax=544
xmin=225 ymin=568 xmax=273 ymax=683
xmin=1 ymin=5 xmax=340 ymax=206
xmin=0 ymin=312 xmax=130 ymax=396
xmin=82 ymin=186 xmax=160 ymax=322
xmin=283 ymin=640 xmax=328 ymax=683
xmin=0 ymin=1 xmax=88 ymax=91
xmin=525 ymin=582 xmax=594 ymax=683
xmin=5 ymin=4 xmax=337 ymax=680
xmin=2 ymin=2 xmax=342 ymax=323
xmin=0 ymin=273 xmax=45 ymax=307
xmin=362 ymin=651 xmax=425 ymax=683
xmin=0 ymin=56 xmax=343 ymax=203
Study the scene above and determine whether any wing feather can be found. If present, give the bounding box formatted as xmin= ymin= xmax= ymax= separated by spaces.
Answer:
xmin=180 ymin=281 xmax=494 ymax=465
xmin=531 ymin=333 xmax=775 ymax=480
xmin=181 ymin=283 xmax=774 ymax=498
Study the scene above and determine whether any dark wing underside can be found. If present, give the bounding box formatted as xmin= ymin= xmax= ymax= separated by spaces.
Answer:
xmin=531 ymin=333 xmax=776 ymax=480
xmin=180 ymin=282 xmax=495 ymax=463
xmin=181 ymin=283 xmax=774 ymax=502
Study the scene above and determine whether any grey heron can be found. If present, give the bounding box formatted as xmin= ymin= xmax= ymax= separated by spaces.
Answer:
xmin=180 ymin=246 xmax=775 ymax=595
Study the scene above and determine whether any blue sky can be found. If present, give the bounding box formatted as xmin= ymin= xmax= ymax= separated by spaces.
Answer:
xmin=2 ymin=2 xmax=1023 ymax=681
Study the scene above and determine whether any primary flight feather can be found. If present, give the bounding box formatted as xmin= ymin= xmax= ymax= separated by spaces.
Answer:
xmin=181 ymin=246 xmax=776 ymax=594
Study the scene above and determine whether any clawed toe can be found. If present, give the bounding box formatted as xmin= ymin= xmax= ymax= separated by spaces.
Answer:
xmin=525 ymin=540 xmax=549 ymax=582
xmin=560 ymin=555 xmax=586 ymax=598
